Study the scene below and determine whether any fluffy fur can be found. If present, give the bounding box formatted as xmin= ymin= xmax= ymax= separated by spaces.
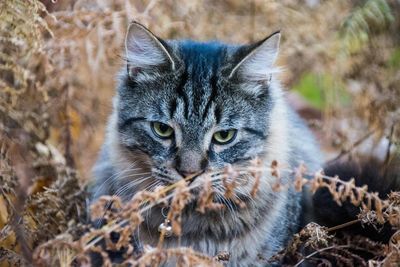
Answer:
xmin=90 ymin=22 xmax=322 ymax=266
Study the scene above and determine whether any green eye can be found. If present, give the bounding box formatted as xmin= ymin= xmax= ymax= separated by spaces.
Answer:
xmin=212 ymin=130 xmax=237 ymax=145
xmin=151 ymin=122 xmax=174 ymax=139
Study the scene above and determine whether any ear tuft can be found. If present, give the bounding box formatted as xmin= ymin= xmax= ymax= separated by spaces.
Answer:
xmin=125 ymin=22 xmax=175 ymax=74
xmin=229 ymin=31 xmax=281 ymax=81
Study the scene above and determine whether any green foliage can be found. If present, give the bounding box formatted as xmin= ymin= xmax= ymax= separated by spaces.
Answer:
xmin=388 ymin=47 xmax=400 ymax=69
xmin=340 ymin=0 xmax=394 ymax=53
xmin=293 ymin=73 xmax=325 ymax=109
xmin=292 ymin=73 xmax=350 ymax=110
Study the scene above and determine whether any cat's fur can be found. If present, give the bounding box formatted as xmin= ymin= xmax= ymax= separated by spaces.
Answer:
xmin=90 ymin=22 xmax=322 ymax=266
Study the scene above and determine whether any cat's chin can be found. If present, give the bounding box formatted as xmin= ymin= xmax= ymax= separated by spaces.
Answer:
xmin=140 ymin=199 xmax=257 ymax=246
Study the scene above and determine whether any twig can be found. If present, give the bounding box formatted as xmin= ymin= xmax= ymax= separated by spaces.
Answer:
xmin=63 ymin=84 xmax=75 ymax=168
xmin=327 ymin=130 xmax=374 ymax=163
xmin=8 ymin=185 xmax=33 ymax=262
xmin=327 ymin=219 xmax=360 ymax=232
xmin=293 ymin=245 xmax=351 ymax=267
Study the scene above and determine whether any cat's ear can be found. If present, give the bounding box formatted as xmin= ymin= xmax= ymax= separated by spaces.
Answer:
xmin=125 ymin=22 xmax=175 ymax=76
xmin=229 ymin=31 xmax=280 ymax=82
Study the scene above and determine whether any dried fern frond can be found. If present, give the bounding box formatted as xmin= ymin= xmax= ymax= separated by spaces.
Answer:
xmin=340 ymin=0 xmax=394 ymax=53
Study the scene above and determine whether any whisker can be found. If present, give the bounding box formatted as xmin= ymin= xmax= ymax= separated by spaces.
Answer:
xmin=152 ymin=173 xmax=175 ymax=184
xmin=92 ymin=161 xmax=141 ymax=197
xmin=114 ymin=175 xmax=152 ymax=198
xmin=114 ymin=170 xmax=152 ymax=183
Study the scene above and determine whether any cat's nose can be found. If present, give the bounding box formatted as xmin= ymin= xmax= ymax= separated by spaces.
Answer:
xmin=175 ymin=151 xmax=208 ymax=178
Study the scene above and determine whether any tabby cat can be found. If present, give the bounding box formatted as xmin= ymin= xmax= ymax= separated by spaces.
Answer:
xmin=90 ymin=22 xmax=322 ymax=266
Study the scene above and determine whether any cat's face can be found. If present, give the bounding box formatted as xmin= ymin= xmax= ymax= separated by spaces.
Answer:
xmin=115 ymin=22 xmax=280 ymax=193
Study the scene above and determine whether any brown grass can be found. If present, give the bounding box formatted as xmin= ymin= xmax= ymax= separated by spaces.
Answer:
xmin=1 ymin=0 xmax=399 ymax=266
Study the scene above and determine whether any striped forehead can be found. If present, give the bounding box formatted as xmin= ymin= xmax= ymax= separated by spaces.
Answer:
xmin=170 ymin=41 xmax=226 ymax=127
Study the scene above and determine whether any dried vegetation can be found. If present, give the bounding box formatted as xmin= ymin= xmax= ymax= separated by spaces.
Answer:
xmin=1 ymin=0 xmax=400 ymax=266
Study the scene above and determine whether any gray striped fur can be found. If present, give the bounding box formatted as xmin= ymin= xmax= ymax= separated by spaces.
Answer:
xmin=90 ymin=22 xmax=322 ymax=266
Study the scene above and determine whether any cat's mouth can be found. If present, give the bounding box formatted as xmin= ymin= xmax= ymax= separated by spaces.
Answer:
xmin=151 ymin=167 xmax=207 ymax=185
xmin=150 ymin=166 xmax=256 ymax=209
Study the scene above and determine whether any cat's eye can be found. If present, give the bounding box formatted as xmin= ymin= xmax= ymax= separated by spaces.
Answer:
xmin=151 ymin=122 xmax=174 ymax=139
xmin=212 ymin=129 xmax=237 ymax=145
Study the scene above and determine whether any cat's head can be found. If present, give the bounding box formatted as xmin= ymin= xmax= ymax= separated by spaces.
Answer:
xmin=112 ymin=22 xmax=283 ymax=196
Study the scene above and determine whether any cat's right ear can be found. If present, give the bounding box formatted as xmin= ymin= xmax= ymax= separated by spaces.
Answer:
xmin=125 ymin=22 xmax=175 ymax=77
xmin=228 ymin=31 xmax=280 ymax=82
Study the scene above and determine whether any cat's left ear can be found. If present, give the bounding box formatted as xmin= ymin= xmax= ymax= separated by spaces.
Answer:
xmin=125 ymin=22 xmax=176 ymax=77
xmin=229 ymin=31 xmax=280 ymax=82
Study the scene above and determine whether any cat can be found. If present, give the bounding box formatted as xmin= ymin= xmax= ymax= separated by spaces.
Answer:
xmin=89 ymin=21 xmax=322 ymax=266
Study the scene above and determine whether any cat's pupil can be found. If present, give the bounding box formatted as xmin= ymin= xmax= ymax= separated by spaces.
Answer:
xmin=159 ymin=123 xmax=169 ymax=132
xmin=219 ymin=131 xmax=229 ymax=139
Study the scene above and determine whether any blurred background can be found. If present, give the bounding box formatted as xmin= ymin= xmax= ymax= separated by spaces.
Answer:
xmin=1 ymin=0 xmax=400 ymax=264
xmin=1 ymin=0 xmax=400 ymax=181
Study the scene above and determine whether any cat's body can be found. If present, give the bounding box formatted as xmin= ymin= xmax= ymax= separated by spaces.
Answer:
xmin=90 ymin=22 xmax=322 ymax=266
